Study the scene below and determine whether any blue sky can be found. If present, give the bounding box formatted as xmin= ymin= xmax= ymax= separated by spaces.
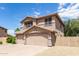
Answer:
xmin=0 ymin=3 xmax=79 ymax=35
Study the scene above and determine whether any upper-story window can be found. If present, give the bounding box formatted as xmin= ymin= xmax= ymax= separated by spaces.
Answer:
xmin=45 ymin=17 xmax=52 ymax=25
xmin=24 ymin=21 xmax=33 ymax=28
xmin=5 ymin=30 xmax=7 ymax=33
xmin=27 ymin=22 xmax=33 ymax=27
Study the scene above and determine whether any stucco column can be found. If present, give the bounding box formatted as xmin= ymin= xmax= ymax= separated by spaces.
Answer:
xmin=33 ymin=18 xmax=36 ymax=26
xmin=20 ymin=23 xmax=24 ymax=30
xmin=52 ymin=20 xmax=56 ymax=30
xmin=48 ymin=35 xmax=52 ymax=47
xmin=24 ymin=34 xmax=26 ymax=45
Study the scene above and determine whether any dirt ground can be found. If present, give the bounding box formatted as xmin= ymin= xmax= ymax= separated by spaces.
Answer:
xmin=0 ymin=44 xmax=79 ymax=56
xmin=36 ymin=46 xmax=79 ymax=56
xmin=0 ymin=44 xmax=49 ymax=56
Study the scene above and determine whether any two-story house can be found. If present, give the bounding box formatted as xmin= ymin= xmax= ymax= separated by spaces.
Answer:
xmin=16 ymin=13 xmax=64 ymax=47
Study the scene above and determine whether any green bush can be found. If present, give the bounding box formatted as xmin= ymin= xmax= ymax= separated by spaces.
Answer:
xmin=7 ymin=35 xmax=16 ymax=44
xmin=0 ymin=41 xmax=3 ymax=44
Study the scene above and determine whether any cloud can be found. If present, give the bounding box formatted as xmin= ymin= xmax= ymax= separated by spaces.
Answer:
xmin=7 ymin=29 xmax=15 ymax=36
xmin=34 ymin=11 xmax=40 ymax=15
xmin=31 ymin=8 xmax=41 ymax=18
xmin=57 ymin=3 xmax=79 ymax=20
xmin=46 ymin=10 xmax=52 ymax=14
xmin=58 ymin=3 xmax=66 ymax=10
xmin=0 ymin=7 xmax=5 ymax=10
xmin=70 ymin=4 xmax=79 ymax=10
xmin=33 ymin=11 xmax=41 ymax=18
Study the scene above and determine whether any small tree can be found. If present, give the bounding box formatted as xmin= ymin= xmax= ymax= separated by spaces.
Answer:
xmin=15 ymin=28 xmax=20 ymax=32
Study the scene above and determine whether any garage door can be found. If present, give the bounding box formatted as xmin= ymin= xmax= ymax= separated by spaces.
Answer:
xmin=26 ymin=34 xmax=48 ymax=46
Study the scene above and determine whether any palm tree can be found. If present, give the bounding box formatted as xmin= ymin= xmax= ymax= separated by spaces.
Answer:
xmin=64 ymin=19 xmax=79 ymax=36
xmin=64 ymin=20 xmax=72 ymax=36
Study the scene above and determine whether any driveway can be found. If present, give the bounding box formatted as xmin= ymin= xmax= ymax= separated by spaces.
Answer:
xmin=0 ymin=44 xmax=49 ymax=56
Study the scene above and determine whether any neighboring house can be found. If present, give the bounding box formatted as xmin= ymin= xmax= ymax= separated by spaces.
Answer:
xmin=16 ymin=13 xmax=64 ymax=47
xmin=0 ymin=26 xmax=7 ymax=44
xmin=0 ymin=26 xmax=7 ymax=37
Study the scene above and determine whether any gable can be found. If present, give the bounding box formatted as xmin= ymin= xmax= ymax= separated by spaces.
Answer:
xmin=24 ymin=26 xmax=56 ymax=34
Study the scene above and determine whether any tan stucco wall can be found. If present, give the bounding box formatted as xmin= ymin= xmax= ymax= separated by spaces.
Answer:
xmin=16 ymin=39 xmax=25 ymax=44
xmin=55 ymin=37 xmax=79 ymax=47
xmin=37 ymin=16 xmax=56 ymax=31
xmin=36 ymin=16 xmax=64 ymax=37
xmin=55 ymin=16 xmax=64 ymax=33
xmin=16 ymin=34 xmax=25 ymax=44
xmin=53 ymin=16 xmax=64 ymax=36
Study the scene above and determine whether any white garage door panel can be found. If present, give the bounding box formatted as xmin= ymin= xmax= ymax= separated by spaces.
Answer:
xmin=26 ymin=36 xmax=48 ymax=46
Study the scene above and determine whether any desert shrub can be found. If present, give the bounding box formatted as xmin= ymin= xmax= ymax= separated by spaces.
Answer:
xmin=6 ymin=35 xmax=16 ymax=44
xmin=0 ymin=41 xmax=3 ymax=44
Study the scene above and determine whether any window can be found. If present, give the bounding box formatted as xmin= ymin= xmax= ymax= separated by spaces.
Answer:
xmin=45 ymin=17 xmax=52 ymax=25
xmin=27 ymin=22 xmax=33 ymax=27
xmin=5 ymin=30 xmax=7 ymax=33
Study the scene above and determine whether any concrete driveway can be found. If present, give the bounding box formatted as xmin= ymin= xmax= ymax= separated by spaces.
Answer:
xmin=0 ymin=44 xmax=49 ymax=56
